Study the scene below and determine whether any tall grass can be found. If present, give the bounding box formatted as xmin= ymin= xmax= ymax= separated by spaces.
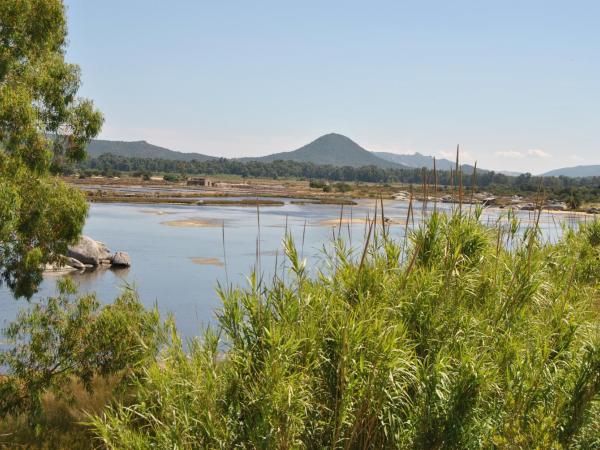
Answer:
xmin=92 ymin=211 xmax=600 ymax=449
xmin=0 ymin=376 xmax=118 ymax=449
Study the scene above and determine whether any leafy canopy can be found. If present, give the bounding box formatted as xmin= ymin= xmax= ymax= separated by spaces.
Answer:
xmin=0 ymin=0 xmax=103 ymax=297
xmin=0 ymin=279 xmax=162 ymax=424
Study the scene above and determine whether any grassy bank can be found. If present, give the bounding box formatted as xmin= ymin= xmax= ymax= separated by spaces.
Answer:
xmin=0 ymin=377 xmax=117 ymax=449
xmin=90 ymin=210 xmax=600 ymax=448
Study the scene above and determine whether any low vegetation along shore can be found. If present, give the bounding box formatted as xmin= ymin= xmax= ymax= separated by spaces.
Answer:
xmin=4 ymin=210 xmax=600 ymax=448
xmin=65 ymin=150 xmax=600 ymax=210
xmin=70 ymin=175 xmax=600 ymax=213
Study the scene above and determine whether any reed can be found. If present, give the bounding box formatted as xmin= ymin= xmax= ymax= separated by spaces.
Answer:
xmin=91 ymin=212 xmax=600 ymax=449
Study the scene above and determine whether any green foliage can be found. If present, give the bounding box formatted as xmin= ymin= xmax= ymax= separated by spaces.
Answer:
xmin=0 ymin=279 xmax=162 ymax=425
xmin=163 ymin=173 xmax=181 ymax=182
xmin=85 ymin=138 xmax=214 ymax=162
xmin=568 ymin=189 xmax=583 ymax=210
xmin=0 ymin=0 xmax=103 ymax=297
xmin=77 ymin=153 xmax=600 ymax=205
xmin=309 ymin=179 xmax=327 ymax=189
xmin=91 ymin=214 xmax=600 ymax=448
xmin=334 ymin=182 xmax=353 ymax=192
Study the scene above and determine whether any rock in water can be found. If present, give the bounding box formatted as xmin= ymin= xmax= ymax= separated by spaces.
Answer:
xmin=64 ymin=256 xmax=86 ymax=270
xmin=111 ymin=251 xmax=131 ymax=267
xmin=96 ymin=240 xmax=113 ymax=261
xmin=67 ymin=236 xmax=107 ymax=266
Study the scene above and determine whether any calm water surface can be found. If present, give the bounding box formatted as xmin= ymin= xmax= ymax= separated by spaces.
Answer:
xmin=0 ymin=199 xmax=588 ymax=339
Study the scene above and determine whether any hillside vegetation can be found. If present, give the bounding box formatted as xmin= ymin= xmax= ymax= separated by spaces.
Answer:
xmin=85 ymin=139 xmax=214 ymax=162
xmin=91 ymin=210 xmax=600 ymax=448
xmin=83 ymin=135 xmax=600 ymax=178
xmin=236 ymin=133 xmax=403 ymax=168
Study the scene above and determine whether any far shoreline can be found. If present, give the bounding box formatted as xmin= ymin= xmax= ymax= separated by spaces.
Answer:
xmin=67 ymin=176 xmax=599 ymax=216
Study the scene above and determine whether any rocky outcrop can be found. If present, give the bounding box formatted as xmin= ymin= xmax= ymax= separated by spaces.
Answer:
xmin=67 ymin=236 xmax=107 ymax=266
xmin=111 ymin=251 xmax=131 ymax=267
xmin=63 ymin=236 xmax=130 ymax=270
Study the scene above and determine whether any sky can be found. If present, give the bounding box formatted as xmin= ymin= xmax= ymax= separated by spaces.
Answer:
xmin=65 ymin=0 xmax=599 ymax=174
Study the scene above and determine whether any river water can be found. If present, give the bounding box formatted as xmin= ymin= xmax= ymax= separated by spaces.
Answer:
xmin=0 ymin=199 xmax=588 ymax=339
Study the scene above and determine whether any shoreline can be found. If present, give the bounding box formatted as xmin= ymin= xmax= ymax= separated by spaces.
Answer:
xmin=68 ymin=177 xmax=599 ymax=217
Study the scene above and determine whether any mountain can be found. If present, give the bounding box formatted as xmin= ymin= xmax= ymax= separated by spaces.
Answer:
xmin=85 ymin=139 xmax=215 ymax=161
xmin=241 ymin=133 xmax=405 ymax=169
xmin=541 ymin=165 xmax=600 ymax=178
xmin=374 ymin=151 xmax=483 ymax=173
xmin=373 ymin=151 xmax=455 ymax=170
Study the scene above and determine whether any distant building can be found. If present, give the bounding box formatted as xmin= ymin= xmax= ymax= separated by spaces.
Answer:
xmin=187 ymin=177 xmax=213 ymax=187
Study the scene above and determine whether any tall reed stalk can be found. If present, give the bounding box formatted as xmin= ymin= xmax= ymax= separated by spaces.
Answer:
xmin=92 ymin=210 xmax=600 ymax=449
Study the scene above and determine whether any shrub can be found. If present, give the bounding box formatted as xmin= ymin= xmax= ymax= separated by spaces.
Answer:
xmin=163 ymin=174 xmax=180 ymax=183
xmin=101 ymin=169 xmax=120 ymax=178
xmin=0 ymin=280 xmax=162 ymax=425
xmin=92 ymin=213 xmax=600 ymax=448
xmin=568 ymin=190 xmax=582 ymax=210
xmin=133 ymin=170 xmax=152 ymax=179
xmin=334 ymin=182 xmax=352 ymax=192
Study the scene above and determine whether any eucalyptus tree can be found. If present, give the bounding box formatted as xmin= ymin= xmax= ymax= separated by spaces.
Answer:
xmin=0 ymin=0 xmax=103 ymax=297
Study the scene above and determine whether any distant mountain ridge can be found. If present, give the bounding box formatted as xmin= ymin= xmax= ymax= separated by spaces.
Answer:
xmin=374 ymin=151 xmax=456 ymax=171
xmin=541 ymin=165 xmax=600 ymax=178
xmin=84 ymin=134 xmax=553 ymax=177
xmin=85 ymin=139 xmax=215 ymax=162
xmin=240 ymin=133 xmax=405 ymax=169
xmin=374 ymin=151 xmax=483 ymax=174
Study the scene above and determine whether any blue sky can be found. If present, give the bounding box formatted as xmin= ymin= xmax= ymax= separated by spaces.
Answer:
xmin=65 ymin=0 xmax=599 ymax=173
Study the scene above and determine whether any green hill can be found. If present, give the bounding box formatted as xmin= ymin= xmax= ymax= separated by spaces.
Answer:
xmin=541 ymin=165 xmax=600 ymax=178
xmin=85 ymin=139 xmax=215 ymax=161
xmin=242 ymin=133 xmax=405 ymax=168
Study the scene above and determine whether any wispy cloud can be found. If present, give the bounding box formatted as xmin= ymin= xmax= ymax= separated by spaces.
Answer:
xmin=527 ymin=149 xmax=551 ymax=158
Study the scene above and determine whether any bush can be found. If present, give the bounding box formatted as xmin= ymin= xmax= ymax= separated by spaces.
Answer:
xmin=0 ymin=280 xmax=162 ymax=424
xmin=309 ymin=180 xmax=327 ymax=189
xmin=92 ymin=213 xmax=600 ymax=448
xmin=133 ymin=170 xmax=152 ymax=179
xmin=101 ymin=169 xmax=120 ymax=178
xmin=334 ymin=182 xmax=352 ymax=192
xmin=568 ymin=189 xmax=582 ymax=210
xmin=163 ymin=174 xmax=181 ymax=183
